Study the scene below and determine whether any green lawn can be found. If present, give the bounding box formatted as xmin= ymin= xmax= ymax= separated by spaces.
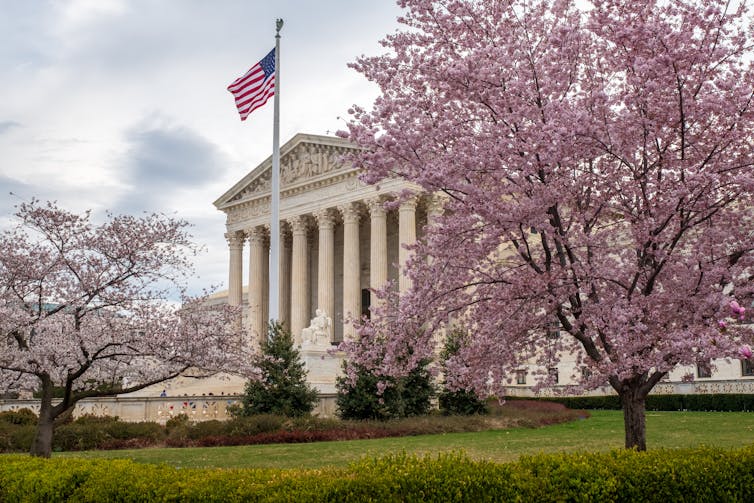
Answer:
xmin=54 ymin=410 xmax=754 ymax=470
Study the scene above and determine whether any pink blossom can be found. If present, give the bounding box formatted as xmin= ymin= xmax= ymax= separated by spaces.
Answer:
xmin=730 ymin=301 xmax=746 ymax=320
xmin=341 ymin=0 xmax=754 ymax=450
xmin=740 ymin=346 xmax=753 ymax=360
xmin=1 ymin=200 xmax=254 ymax=457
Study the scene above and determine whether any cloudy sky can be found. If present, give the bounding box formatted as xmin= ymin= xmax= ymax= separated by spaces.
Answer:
xmin=0 ymin=0 xmax=402 ymax=296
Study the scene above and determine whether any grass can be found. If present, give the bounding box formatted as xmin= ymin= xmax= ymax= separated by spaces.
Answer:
xmin=52 ymin=410 xmax=754 ymax=470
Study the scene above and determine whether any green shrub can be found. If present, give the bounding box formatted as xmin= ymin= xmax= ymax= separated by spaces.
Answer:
xmin=285 ymin=415 xmax=343 ymax=432
xmin=1 ymin=447 xmax=753 ymax=501
xmin=336 ymin=360 xmax=435 ymax=420
xmin=236 ymin=322 xmax=318 ymax=418
xmin=439 ymin=389 xmax=489 ymax=415
xmin=0 ymin=423 xmax=36 ymax=452
xmin=186 ymin=420 xmax=226 ymax=440
xmin=165 ymin=413 xmax=190 ymax=431
xmin=53 ymin=423 xmax=108 ymax=452
xmin=51 ymin=416 xmax=165 ymax=452
xmin=0 ymin=408 xmax=38 ymax=426
xmin=225 ymin=414 xmax=286 ymax=436
xmin=517 ymin=393 xmax=754 ymax=412
xmin=0 ymin=423 xmax=11 ymax=451
xmin=103 ymin=421 xmax=163 ymax=442
xmin=70 ymin=414 xmax=120 ymax=425
xmin=9 ymin=425 xmax=36 ymax=452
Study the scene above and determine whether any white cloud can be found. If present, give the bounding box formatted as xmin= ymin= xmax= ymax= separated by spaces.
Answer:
xmin=0 ymin=0 xmax=402 ymax=297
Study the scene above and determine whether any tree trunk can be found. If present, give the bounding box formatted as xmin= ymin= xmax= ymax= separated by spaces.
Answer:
xmin=30 ymin=379 xmax=55 ymax=458
xmin=619 ymin=386 xmax=647 ymax=451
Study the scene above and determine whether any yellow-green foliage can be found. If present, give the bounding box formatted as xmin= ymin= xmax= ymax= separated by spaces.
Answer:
xmin=1 ymin=447 xmax=753 ymax=502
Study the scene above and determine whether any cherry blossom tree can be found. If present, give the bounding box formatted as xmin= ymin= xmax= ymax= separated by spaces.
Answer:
xmin=0 ymin=200 xmax=254 ymax=457
xmin=341 ymin=0 xmax=754 ymax=449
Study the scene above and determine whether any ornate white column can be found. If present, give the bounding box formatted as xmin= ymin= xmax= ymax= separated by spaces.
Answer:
xmin=340 ymin=202 xmax=361 ymax=340
xmin=289 ymin=215 xmax=310 ymax=343
xmin=398 ymin=197 xmax=417 ymax=293
xmin=315 ymin=209 xmax=335 ymax=338
xmin=247 ymin=226 xmax=267 ymax=342
xmin=225 ymin=231 xmax=244 ymax=306
xmin=279 ymin=223 xmax=292 ymax=331
xmin=368 ymin=197 xmax=388 ymax=310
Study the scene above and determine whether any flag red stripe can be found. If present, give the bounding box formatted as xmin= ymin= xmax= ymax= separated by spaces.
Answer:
xmin=228 ymin=49 xmax=276 ymax=121
xmin=228 ymin=70 xmax=265 ymax=93
xmin=238 ymin=79 xmax=275 ymax=115
xmin=232 ymin=76 xmax=268 ymax=103
xmin=236 ymin=76 xmax=274 ymax=106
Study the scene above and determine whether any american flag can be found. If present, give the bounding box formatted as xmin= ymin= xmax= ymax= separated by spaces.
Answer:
xmin=228 ymin=49 xmax=275 ymax=121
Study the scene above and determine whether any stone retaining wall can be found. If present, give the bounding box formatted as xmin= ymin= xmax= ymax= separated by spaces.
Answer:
xmin=0 ymin=394 xmax=339 ymax=423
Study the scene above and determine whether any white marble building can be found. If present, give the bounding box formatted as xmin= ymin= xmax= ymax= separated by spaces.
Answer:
xmin=213 ymin=133 xmax=433 ymax=344
xmin=212 ymin=133 xmax=435 ymax=392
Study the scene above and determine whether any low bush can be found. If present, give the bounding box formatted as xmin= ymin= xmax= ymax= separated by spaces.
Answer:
xmin=1 ymin=447 xmax=753 ymax=501
xmin=0 ymin=401 xmax=585 ymax=453
xmin=515 ymin=393 xmax=754 ymax=411
xmin=164 ymin=413 xmax=190 ymax=431
xmin=0 ymin=408 xmax=37 ymax=426
xmin=52 ymin=417 xmax=164 ymax=452
xmin=186 ymin=419 xmax=226 ymax=440
xmin=439 ymin=389 xmax=489 ymax=415
xmin=224 ymin=414 xmax=287 ymax=436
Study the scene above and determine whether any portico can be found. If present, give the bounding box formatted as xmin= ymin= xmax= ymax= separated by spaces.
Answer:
xmin=214 ymin=133 xmax=428 ymax=346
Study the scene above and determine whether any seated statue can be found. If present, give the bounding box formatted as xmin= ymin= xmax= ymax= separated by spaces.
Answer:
xmin=301 ymin=309 xmax=332 ymax=347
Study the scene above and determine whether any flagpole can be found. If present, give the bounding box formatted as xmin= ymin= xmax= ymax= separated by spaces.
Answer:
xmin=269 ymin=18 xmax=283 ymax=329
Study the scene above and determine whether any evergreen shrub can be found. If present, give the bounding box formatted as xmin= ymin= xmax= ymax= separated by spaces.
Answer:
xmin=235 ymin=322 xmax=318 ymax=418
xmin=336 ymin=360 xmax=434 ymax=420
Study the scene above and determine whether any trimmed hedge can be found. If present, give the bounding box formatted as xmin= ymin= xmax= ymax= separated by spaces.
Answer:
xmin=1 ymin=447 xmax=753 ymax=501
xmin=513 ymin=393 xmax=754 ymax=411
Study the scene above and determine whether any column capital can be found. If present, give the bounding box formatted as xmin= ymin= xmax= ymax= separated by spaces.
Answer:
xmin=246 ymin=226 xmax=266 ymax=244
xmin=367 ymin=197 xmax=387 ymax=217
xmin=313 ymin=208 xmax=336 ymax=229
xmin=288 ymin=215 xmax=309 ymax=235
xmin=225 ymin=231 xmax=245 ymax=249
xmin=338 ymin=202 xmax=362 ymax=224
xmin=399 ymin=195 xmax=419 ymax=213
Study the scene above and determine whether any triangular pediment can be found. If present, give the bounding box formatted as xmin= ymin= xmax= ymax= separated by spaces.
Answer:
xmin=214 ymin=133 xmax=361 ymax=211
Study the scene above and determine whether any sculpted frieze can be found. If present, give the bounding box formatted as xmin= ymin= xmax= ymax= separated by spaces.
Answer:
xmin=226 ymin=201 xmax=270 ymax=225
xmin=233 ymin=170 xmax=272 ymax=202
xmin=236 ymin=143 xmax=355 ymax=202
xmin=282 ymin=143 xmax=348 ymax=184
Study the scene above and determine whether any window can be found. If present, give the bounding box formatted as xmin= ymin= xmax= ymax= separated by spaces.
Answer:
xmin=516 ymin=370 xmax=526 ymax=385
xmin=743 ymin=359 xmax=754 ymax=377
xmin=697 ymin=362 xmax=712 ymax=379
xmin=548 ymin=367 xmax=559 ymax=384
